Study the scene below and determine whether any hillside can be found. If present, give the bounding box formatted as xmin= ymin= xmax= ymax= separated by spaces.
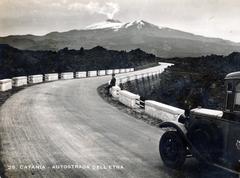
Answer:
xmin=0 ymin=20 xmax=239 ymax=58
xmin=0 ymin=44 xmax=158 ymax=79
xmin=125 ymin=52 xmax=240 ymax=110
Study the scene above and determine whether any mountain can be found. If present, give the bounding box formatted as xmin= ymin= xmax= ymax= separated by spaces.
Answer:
xmin=0 ymin=19 xmax=240 ymax=58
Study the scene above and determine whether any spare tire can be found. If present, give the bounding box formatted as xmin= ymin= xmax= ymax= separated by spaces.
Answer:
xmin=187 ymin=120 xmax=223 ymax=162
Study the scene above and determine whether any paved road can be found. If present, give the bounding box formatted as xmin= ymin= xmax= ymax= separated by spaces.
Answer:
xmin=0 ymin=67 xmax=236 ymax=178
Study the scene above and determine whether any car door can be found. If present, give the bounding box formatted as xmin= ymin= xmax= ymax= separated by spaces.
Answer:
xmin=226 ymin=120 xmax=240 ymax=172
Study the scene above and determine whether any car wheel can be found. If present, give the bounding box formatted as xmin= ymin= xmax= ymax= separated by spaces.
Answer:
xmin=159 ymin=131 xmax=186 ymax=169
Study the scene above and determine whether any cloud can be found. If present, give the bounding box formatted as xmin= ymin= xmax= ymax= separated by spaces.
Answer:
xmin=68 ymin=2 xmax=85 ymax=10
xmin=68 ymin=1 xmax=120 ymax=19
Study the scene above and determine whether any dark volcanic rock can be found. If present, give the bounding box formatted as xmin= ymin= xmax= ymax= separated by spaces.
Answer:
xmin=124 ymin=52 xmax=240 ymax=110
xmin=0 ymin=44 xmax=159 ymax=79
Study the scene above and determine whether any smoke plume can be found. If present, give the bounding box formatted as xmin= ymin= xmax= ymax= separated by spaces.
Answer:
xmin=69 ymin=1 xmax=120 ymax=19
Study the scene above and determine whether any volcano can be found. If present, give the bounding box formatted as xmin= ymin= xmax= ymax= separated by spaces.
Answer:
xmin=0 ymin=19 xmax=239 ymax=58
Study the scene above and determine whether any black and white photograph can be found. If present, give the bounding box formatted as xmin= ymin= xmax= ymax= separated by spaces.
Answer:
xmin=0 ymin=0 xmax=240 ymax=177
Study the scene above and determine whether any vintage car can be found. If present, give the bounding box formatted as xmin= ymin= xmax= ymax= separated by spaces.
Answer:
xmin=159 ymin=71 xmax=240 ymax=174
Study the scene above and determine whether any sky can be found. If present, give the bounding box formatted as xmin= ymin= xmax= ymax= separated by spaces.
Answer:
xmin=0 ymin=0 xmax=240 ymax=42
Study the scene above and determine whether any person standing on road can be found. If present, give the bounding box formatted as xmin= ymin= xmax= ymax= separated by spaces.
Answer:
xmin=107 ymin=74 xmax=116 ymax=95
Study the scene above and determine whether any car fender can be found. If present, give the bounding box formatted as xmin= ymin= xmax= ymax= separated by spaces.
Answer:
xmin=159 ymin=121 xmax=188 ymax=145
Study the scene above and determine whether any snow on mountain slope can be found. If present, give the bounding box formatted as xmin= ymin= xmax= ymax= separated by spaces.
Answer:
xmin=85 ymin=19 xmax=124 ymax=30
xmin=123 ymin=20 xmax=162 ymax=30
xmin=125 ymin=20 xmax=145 ymax=29
xmin=85 ymin=19 xmax=162 ymax=31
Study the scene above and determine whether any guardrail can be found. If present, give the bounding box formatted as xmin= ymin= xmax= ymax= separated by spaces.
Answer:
xmin=114 ymin=68 xmax=164 ymax=109
xmin=119 ymin=90 xmax=140 ymax=108
xmin=106 ymin=70 xmax=113 ymax=75
xmin=44 ymin=73 xmax=58 ymax=81
xmin=75 ymin=71 xmax=87 ymax=78
xmin=88 ymin=71 xmax=97 ymax=77
xmin=0 ymin=79 xmax=12 ymax=91
xmin=1 ymin=62 xmax=180 ymax=122
xmin=28 ymin=75 xmax=43 ymax=84
xmin=61 ymin=72 xmax=74 ymax=80
xmin=110 ymin=62 xmax=183 ymax=122
xmin=115 ymin=69 xmax=162 ymax=86
xmin=97 ymin=70 xmax=106 ymax=76
xmin=145 ymin=100 xmax=184 ymax=121
xmin=12 ymin=76 xmax=27 ymax=87
xmin=113 ymin=69 xmax=120 ymax=74
xmin=0 ymin=68 xmax=134 ymax=92
xmin=120 ymin=69 xmax=126 ymax=73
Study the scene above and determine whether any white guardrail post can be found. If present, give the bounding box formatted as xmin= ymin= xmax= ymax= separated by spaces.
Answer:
xmin=119 ymin=90 xmax=140 ymax=108
xmin=28 ymin=75 xmax=43 ymax=84
xmin=0 ymin=79 xmax=12 ymax=91
xmin=97 ymin=70 xmax=106 ymax=76
xmin=110 ymin=86 xmax=121 ymax=98
xmin=106 ymin=70 xmax=113 ymax=75
xmin=76 ymin=71 xmax=87 ymax=78
xmin=145 ymin=100 xmax=184 ymax=121
xmin=125 ymin=68 xmax=130 ymax=72
xmin=120 ymin=69 xmax=126 ymax=73
xmin=12 ymin=76 xmax=27 ymax=87
xmin=113 ymin=69 xmax=120 ymax=74
xmin=88 ymin=71 xmax=97 ymax=77
xmin=60 ymin=72 xmax=74 ymax=80
xmin=44 ymin=73 xmax=58 ymax=81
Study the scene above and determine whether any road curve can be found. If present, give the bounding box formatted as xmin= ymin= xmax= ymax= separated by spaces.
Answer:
xmin=0 ymin=67 xmax=233 ymax=178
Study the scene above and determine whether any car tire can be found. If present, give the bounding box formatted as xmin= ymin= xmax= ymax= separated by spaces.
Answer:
xmin=159 ymin=131 xmax=186 ymax=169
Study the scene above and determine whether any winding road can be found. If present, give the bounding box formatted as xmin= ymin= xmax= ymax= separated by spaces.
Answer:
xmin=0 ymin=66 xmax=235 ymax=178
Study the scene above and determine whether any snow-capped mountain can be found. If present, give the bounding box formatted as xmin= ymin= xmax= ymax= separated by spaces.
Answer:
xmin=0 ymin=19 xmax=239 ymax=58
